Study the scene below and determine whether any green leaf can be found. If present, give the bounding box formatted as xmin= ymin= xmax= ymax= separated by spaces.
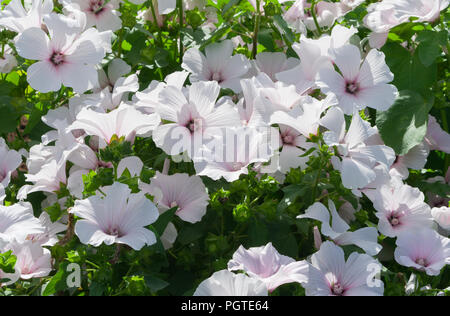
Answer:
xmin=0 ymin=251 xmax=17 ymax=274
xmin=153 ymin=207 xmax=177 ymax=236
xmin=0 ymin=97 xmax=19 ymax=134
xmin=376 ymin=90 xmax=433 ymax=155
xmin=144 ymin=274 xmax=170 ymax=293
xmin=382 ymin=43 xmax=436 ymax=95
xmin=415 ymin=30 xmax=448 ymax=67
xmin=273 ymin=14 xmax=295 ymax=45
xmin=42 ymin=262 xmax=69 ymax=296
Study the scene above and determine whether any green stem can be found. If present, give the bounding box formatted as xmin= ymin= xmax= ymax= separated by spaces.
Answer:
xmin=310 ymin=0 xmax=323 ymax=36
xmin=178 ymin=0 xmax=184 ymax=63
xmin=149 ymin=0 xmax=163 ymax=45
xmin=251 ymin=0 xmax=261 ymax=59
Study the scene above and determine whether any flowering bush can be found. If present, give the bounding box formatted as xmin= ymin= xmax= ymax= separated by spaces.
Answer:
xmin=0 ymin=0 xmax=449 ymax=297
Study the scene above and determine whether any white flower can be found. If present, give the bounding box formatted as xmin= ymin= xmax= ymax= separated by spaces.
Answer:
xmin=373 ymin=182 xmax=433 ymax=237
xmin=62 ymin=0 xmax=122 ymax=32
xmin=320 ymin=108 xmax=396 ymax=189
xmin=26 ymin=212 xmax=67 ymax=247
xmin=0 ymin=202 xmax=44 ymax=243
xmin=152 ymin=81 xmax=241 ymax=158
xmin=0 ymin=0 xmax=53 ymax=33
xmin=304 ymin=241 xmax=384 ymax=296
xmin=298 ymin=201 xmax=382 ymax=256
xmin=15 ymin=13 xmax=110 ymax=93
xmin=227 ymin=243 xmax=308 ymax=292
xmin=70 ymin=182 xmax=159 ymax=250
xmin=139 ymin=171 xmax=209 ymax=224
xmin=6 ymin=240 xmax=52 ymax=279
xmin=182 ymin=40 xmax=251 ymax=93
xmin=193 ymin=270 xmax=268 ymax=296
xmin=318 ymin=44 xmax=398 ymax=114
xmin=0 ymin=45 xmax=17 ymax=73
xmin=0 ymin=137 xmax=22 ymax=188
xmin=394 ymin=228 xmax=450 ymax=276
xmin=277 ymin=25 xmax=357 ymax=94
xmin=69 ymin=104 xmax=160 ymax=148
xmin=432 ymin=206 xmax=450 ymax=230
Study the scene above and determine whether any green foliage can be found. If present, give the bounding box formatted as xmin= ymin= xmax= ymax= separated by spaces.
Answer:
xmin=377 ymin=90 xmax=433 ymax=155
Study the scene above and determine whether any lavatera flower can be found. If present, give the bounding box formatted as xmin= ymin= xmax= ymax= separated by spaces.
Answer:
xmin=320 ymin=107 xmax=396 ymax=190
xmin=297 ymin=201 xmax=382 ymax=256
xmin=70 ymin=182 xmax=159 ymax=250
xmin=193 ymin=270 xmax=268 ymax=296
xmin=227 ymin=242 xmax=309 ymax=292
xmin=318 ymin=44 xmax=398 ymax=115
xmin=394 ymin=228 xmax=450 ymax=276
xmin=15 ymin=12 xmax=111 ymax=93
xmin=304 ymin=241 xmax=384 ymax=296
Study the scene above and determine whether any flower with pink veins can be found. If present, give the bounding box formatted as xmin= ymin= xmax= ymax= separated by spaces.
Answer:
xmin=271 ymin=94 xmax=338 ymax=139
xmin=139 ymin=171 xmax=209 ymax=224
xmin=69 ymin=104 xmax=160 ymax=148
xmin=6 ymin=239 xmax=52 ymax=280
xmin=227 ymin=243 xmax=309 ymax=292
xmin=390 ymin=142 xmax=430 ymax=180
xmin=432 ymin=206 xmax=450 ymax=231
xmin=394 ymin=228 xmax=450 ymax=276
xmin=424 ymin=115 xmax=450 ymax=154
xmin=62 ymin=0 xmax=122 ymax=32
xmin=304 ymin=241 xmax=384 ymax=296
xmin=70 ymin=182 xmax=159 ymax=250
xmin=182 ymin=40 xmax=251 ymax=93
xmin=0 ymin=45 xmax=17 ymax=73
xmin=364 ymin=0 xmax=449 ymax=49
xmin=152 ymin=81 xmax=241 ymax=158
xmin=194 ymin=270 xmax=268 ymax=296
xmin=249 ymin=52 xmax=299 ymax=82
xmin=320 ymin=107 xmax=396 ymax=189
xmin=0 ymin=0 xmax=53 ymax=33
xmin=372 ymin=183 xmax=433 ymax=238
xmin=239 ymin=73 xmax=305 ymax=126
xmin=18 ymin=159 xmax=67 ymax=200
xmin=133 ymin=71 xmax=189 ymax=115
xmin=0 ymin=202 xmax=44 ymax=243
xmin=318 ymin=44 xmax=398 ymax=115
xmin=0 ymin=137 xmax=22 ymax=188
xmin=277 ymin=24 xmax=358 ymax=94
xmin=83 ymin=58 xmax=139 ymax=111
xmin=15 ymin=12 xmax=109 ymax=93
xmin=297 ymin=201 xmax=382 ymax=256
xmin=26 ymin=212 xmax=67 ymax=247
xmin=273 ymin=124 xmax=315 ymax=173
xmin=193 ymin=126 xmax=276 ymax=182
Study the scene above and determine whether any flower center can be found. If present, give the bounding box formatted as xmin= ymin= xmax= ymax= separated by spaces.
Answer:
xmin=389 ymin=213 xmax=401 ymax=227
xmin=415 ymin=258 xmax=427 ymax=267
xmin=231 ymin=162 xmax=244 ymax=171
xmin=346 ymin=82 xmax=359 ymax=94
xmin=90 ymin=0 xmax=105 ymax=14
xmin=107 ymin=227 xmax=121 ymax=237
xmin=332 ymin=283 xmax=345 ymax=296
xmin=50 ymin=52 xmax=65 ymax=66
xmin=210 ymin=72 xmax=223 ymax=83
xmin=187 ymin=118 xmax=203 ymax=133
xmin=282 ymin=134 xmax=294 ymax=145
xmin=170 ymin=201 xmax=178 ymax=208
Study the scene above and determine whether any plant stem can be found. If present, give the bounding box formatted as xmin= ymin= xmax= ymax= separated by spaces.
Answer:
xmin=251 ymin=0 xmax=261 ymax=59
xmin=178 ymin=0 xmax=184 ymax=63
xmin=311 ymin=0 xmax=322 ymax=36
xmin=149 ymin=0 xmax=163 ymax=45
